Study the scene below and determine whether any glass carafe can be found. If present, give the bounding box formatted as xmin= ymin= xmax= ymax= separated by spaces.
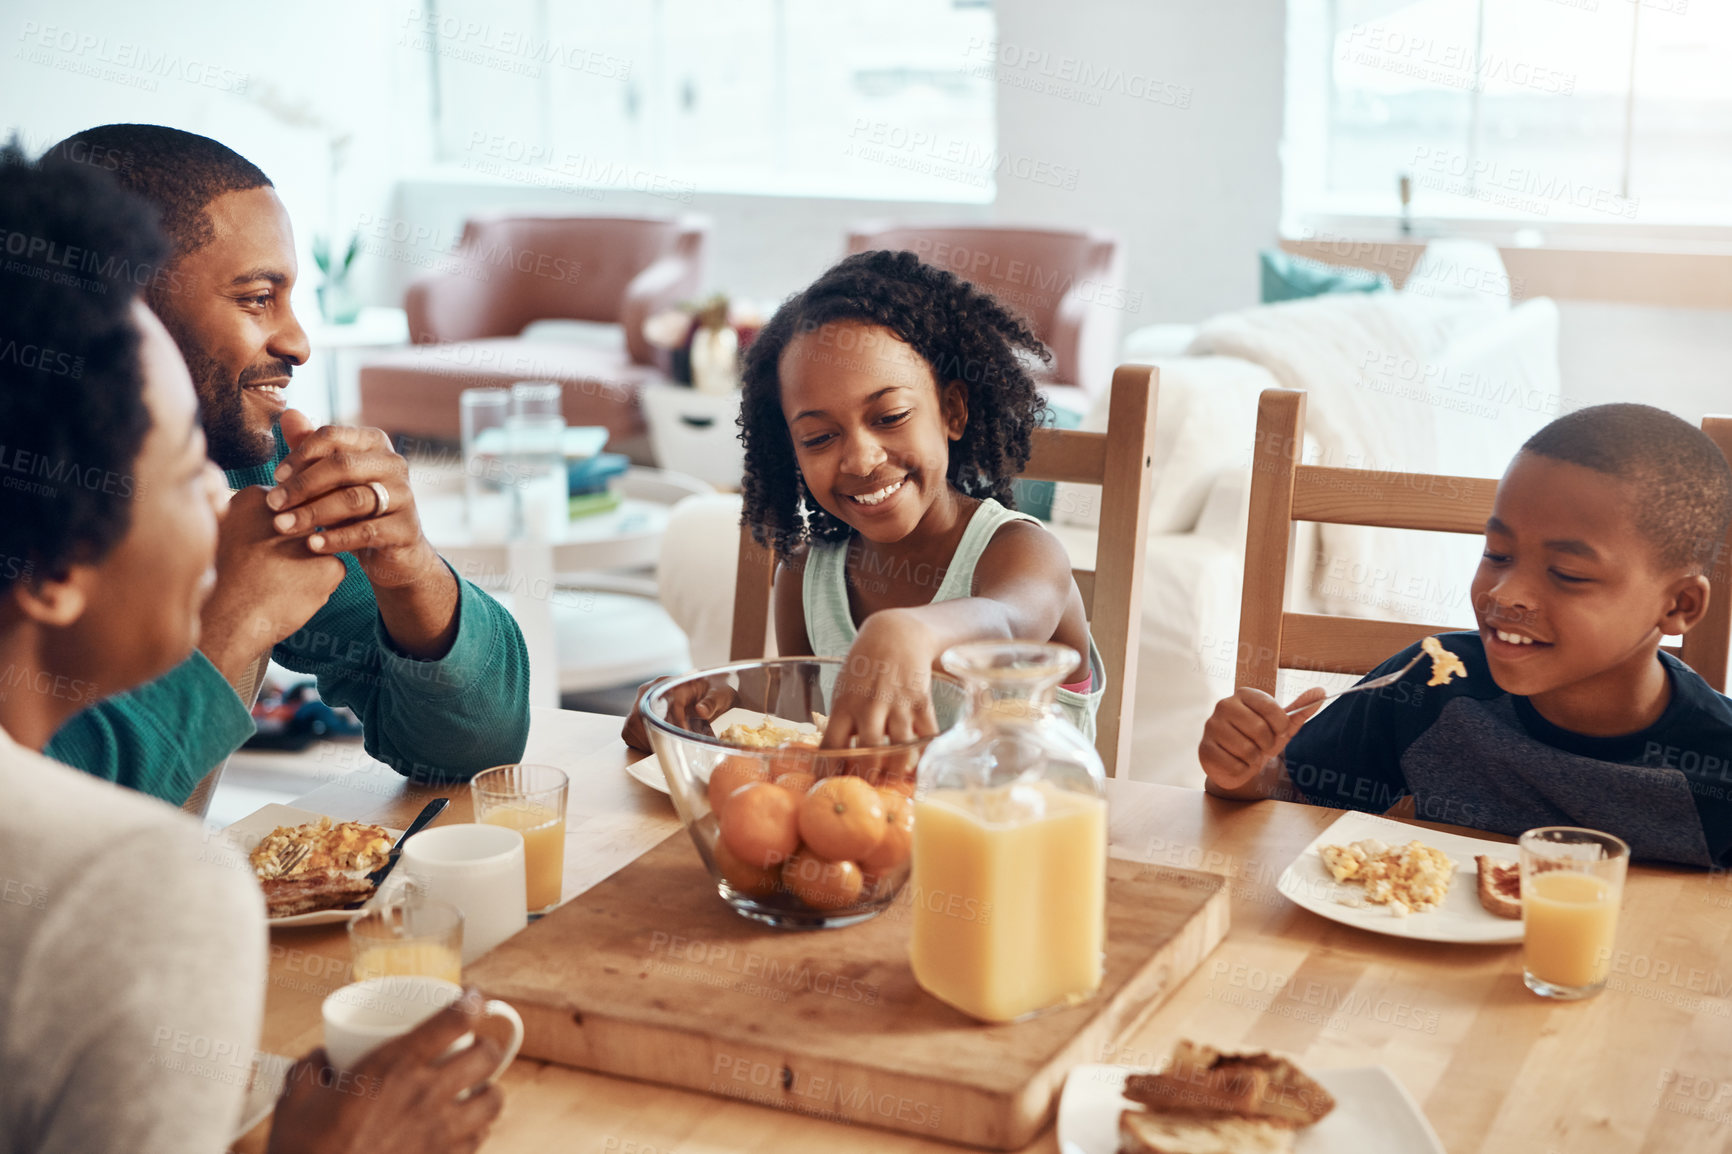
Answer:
xmin=908 ymin=641 xmax=1107 ymax=1023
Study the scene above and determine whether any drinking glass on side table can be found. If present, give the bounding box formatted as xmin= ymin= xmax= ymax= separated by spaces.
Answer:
xmin=508 ymin=382 xmax=569 ymax=541
xmin=471 ymin=764 xmax=570 ymax=916
xmin=1519 ymin=826 xmax=1629 ymax=1000
xmin=460 ymin=388 xmax=512 ymax=539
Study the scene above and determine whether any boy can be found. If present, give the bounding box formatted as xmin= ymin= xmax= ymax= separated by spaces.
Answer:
xmin=1199 ymin=403 xmax=1732 ymax=868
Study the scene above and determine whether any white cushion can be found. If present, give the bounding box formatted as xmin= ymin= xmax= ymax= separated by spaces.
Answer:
xmin=1400 ymin=238 xmax=1512 ymax=309
xmin=655 ymin=493 xmax=754 ymax=668
xmin=1122 ymin=323 xmax=1199 ymax=360
xmin=1051 ymin=356 xmax=1275 ymax=535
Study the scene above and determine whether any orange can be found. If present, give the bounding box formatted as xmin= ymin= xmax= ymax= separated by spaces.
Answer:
xmin=879 ymin=772 xmax=917 ymax=798
xmin=766 ymin=748 xmax=812 ymax=780
xmin=773 ymin=771 xmax=816 ymax=797
xmin=860 ymin=788 xmax=915 ymax=879
xmin=782 ymin=851 xmax=865 ymax=910
xmin=707 ymin=756 xmax=769 ymax=812
xmin=713 ymin=838 xmax=781 ymax=896
xmin=718 ymin=781 xmax=800 ymax=870
xmin=798 ymin=776 xmax=886 ymax=862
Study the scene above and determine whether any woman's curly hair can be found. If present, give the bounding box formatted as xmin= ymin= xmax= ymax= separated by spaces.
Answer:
xmin=738 ymin=249 xmax=1051 ymax=558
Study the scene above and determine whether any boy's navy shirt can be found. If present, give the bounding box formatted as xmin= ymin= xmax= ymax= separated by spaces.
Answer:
xmin=1282 ymin=631 xmax=1732 ymax=868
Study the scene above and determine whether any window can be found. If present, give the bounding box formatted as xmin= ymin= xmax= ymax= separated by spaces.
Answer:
xmin=417 ymin=0 xmax=997 ymax=203
xmin=1285 ymin=0 xmax=1732 ymax=231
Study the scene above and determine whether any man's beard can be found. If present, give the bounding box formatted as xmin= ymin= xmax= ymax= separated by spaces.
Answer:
xmin=156 ymin=312 xmax=285 ymax=471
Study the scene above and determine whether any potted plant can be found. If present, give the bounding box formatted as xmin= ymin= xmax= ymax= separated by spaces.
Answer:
xmin=313 ymin=232 xmax=361 ymax=324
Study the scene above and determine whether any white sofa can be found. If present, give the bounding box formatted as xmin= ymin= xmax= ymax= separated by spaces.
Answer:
xmin=656 ymin=242 xmax=1562 ymax=786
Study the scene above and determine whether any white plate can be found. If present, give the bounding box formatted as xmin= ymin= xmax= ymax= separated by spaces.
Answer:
xmin=625 ymin=752 xmax=671 ymax=794
xmin=1276 ymin=811 xmax=1524 ymax=944
xmin=1059 ymin=1063 xmax=1445 ymax=1154
xmin=218 ymin=804 xmax=404 ymax=928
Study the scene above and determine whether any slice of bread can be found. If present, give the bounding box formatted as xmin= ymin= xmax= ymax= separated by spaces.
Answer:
xmin=261 ymin=871 xmax=374 ymax=918
xmin=1122 ymin=1041 xmax=1334 ymax=1128
xmin=1475 ymin=855 xmax=1521 ymax=919
xmin=1117 ymin=1108 xmax=1296 ymax=1154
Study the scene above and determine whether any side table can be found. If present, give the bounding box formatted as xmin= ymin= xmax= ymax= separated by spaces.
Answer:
xmin=414 ymin=464 xmax=713 ymax=708
xmin=304 ymin=306 xmax=410 ymax=426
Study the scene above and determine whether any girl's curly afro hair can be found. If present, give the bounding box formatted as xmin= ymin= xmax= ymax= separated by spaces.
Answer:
xmin=738 ymin=249 xmax=1051 ymax=558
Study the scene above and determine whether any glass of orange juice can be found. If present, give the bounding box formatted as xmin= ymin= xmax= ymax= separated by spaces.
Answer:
xmin=471 ymin=764 xmax=569 ymax=916
xmin=1519 ymin=826 xmax=1629 ymax=1000
xmin=348 ymin=893 xmax=464 ymax=984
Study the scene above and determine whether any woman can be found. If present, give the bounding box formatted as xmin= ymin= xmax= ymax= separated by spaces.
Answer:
xmin=0 ymin=144 xmax=500 ymax=1154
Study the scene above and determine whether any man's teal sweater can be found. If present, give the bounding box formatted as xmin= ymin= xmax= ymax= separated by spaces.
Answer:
xmin=46 ymin=448 xmax=532 ymax=802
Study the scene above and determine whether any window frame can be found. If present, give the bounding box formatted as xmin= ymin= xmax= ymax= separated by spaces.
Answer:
xmin=1282 ymin=0 xmax=1732 ymax=245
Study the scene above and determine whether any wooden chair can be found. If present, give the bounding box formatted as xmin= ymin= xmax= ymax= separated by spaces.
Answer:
xmin=1237 ymin=388 xmax=1732 ymax=696
xmin=729 ymin=364 xmax=1159 ymax=776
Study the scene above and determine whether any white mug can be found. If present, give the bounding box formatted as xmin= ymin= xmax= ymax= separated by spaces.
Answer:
xmin=400 ymin=824 xmax=528 ymax=965
xmin=320 ymin=976 xmax=523 ymax=1083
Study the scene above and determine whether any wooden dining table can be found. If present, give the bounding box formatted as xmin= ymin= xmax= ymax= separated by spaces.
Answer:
xmin=235 ymin=706 xmax=1732 ymax=1154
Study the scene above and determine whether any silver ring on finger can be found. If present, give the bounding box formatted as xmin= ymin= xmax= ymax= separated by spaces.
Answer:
xmin=367 ymin=480 xmax=390 ymax=517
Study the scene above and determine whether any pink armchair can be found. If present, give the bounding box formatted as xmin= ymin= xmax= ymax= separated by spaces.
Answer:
xmin=846 ymin=223 xmax=1125 ymax=411
xmin=358 ymin=214 xmax=707 ymax=448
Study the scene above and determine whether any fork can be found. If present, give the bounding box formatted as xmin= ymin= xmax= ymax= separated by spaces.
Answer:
xmin=1284 ymin=650 xmax=1425 ymax=715
xmin=266 ymin=841 xmax=311 ymax=879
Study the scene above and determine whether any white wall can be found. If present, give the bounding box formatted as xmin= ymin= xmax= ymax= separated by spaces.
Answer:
xmin=1555 ymin=303 xmax=1732 ymax=426
xmin=378 ymin=176 xmax=988 ymax=313
xmin=4 ymin=1 xmax=1724 ymax=425
xmin=1 ymin=0 xmax=432 ymax=322
xmin=992 ymin=0 xmax=1287 ymax=324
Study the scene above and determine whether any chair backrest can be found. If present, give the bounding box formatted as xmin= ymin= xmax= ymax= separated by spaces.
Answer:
xmin=408 ymin=215 xmax=706 ymax=349
xmin=1238 ymin=388 xmax=1732 ymax=695
xmin=846 ymin=223 xmax=1124 ymax=398
xmin=730 ymin=364 xmax=1158 ymax=776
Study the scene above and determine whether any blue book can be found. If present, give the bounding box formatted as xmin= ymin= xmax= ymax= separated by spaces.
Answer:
xmin=568 ymin=451 xmax=630 ymax=495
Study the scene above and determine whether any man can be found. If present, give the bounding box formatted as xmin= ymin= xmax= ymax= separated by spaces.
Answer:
xmin=0 ymin=141 xmax=501 ymax=1154
xmin=41 ymin=124 xmax=530 ymax=802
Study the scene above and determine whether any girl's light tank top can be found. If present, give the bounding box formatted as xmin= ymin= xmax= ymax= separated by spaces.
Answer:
xmin=801 ymin=497 xmax=1105 ymax=741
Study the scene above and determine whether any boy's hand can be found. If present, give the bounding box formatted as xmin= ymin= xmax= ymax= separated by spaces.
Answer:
xmin=620 ymin=676 xmax=735 ymax=752
xmin=822 ymin=610 xmax=940 ymax=749
xmin=1199 ymin=686 xmax=1327 ymax=794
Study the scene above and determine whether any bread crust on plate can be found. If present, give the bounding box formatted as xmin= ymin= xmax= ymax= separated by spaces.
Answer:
xmin=1475 ymin=855 xmax=1522 ymax=919
xmin=1122 ymin=1041 xmax=1334 ymax=1128
xmin=262 ymin=871 xmax=374 ymax=918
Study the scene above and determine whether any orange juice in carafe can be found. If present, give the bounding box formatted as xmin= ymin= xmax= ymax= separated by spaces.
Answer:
xmin=910 ymin=642 xmax=1107 ymax=1023
xmin=911 ymin=781 xmax=1106 ymax=1021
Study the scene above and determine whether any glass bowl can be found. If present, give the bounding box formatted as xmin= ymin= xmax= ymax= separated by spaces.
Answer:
xmin=641 ymin=657 xmax=968 ymax=929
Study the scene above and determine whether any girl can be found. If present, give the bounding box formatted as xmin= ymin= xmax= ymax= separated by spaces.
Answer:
xmin=740 ymin=249 xmax=1103 ymax=748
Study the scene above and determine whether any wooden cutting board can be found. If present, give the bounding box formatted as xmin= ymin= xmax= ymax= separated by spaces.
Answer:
xmin=468 ymin=831 xmax=1229 ymax=1150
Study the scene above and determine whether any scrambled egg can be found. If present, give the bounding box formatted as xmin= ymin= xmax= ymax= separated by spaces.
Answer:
xmin=1320 ymin=837 xmax=1456 ymax=917
xmin=1421 ymin=635 xmax=1468 ymax=688
xmin=720 ymin=717 xmax=822 ymax=749
xmin=249 ymin=816 xmax=392 ymax=879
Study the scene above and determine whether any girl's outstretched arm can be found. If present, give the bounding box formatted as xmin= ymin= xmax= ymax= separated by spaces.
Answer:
xmin=821 ymin=521 xmax=1085 ymax=748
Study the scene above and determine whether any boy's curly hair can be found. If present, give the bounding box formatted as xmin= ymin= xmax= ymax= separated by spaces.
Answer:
xmin=738 ymin=249 xmax=1051 ymax=557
